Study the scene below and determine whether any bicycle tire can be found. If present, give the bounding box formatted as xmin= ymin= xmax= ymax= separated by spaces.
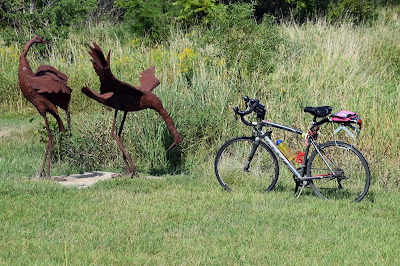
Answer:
xmin=306 ymin=141 xmax=370 ymax=202
xmin=215 ymin=137 xmax=279 ymax=192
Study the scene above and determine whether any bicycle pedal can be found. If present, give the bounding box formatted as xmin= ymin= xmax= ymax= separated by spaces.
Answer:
xmin=294 ymin=183 xmax=300 ymax=195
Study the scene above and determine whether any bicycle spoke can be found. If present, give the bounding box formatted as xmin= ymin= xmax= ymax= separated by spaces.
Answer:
xmin=215 ymin=137 xmax=279 ymax=192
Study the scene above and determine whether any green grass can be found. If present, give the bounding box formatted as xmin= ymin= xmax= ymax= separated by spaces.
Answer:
xmin=1 ymin=110 xmax=399 ymax=265
xmin=2 ymin=178 xmax=399 ymax=264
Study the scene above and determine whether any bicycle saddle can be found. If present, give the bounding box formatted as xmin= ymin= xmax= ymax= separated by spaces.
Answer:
xmin=304 ymin=106 xmax=332 ymax=117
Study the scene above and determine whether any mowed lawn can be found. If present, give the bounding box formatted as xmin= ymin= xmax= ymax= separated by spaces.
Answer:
xmin=1 ymin=115 xmax=399 ymax=264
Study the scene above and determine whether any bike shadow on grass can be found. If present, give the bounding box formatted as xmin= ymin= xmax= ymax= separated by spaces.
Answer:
xmin=271 ymin=183 xmax=376 ymax=202
xmin=270 ymin=183 xmax=316 ymax=198
xmin=314 ymin=188 xmax=375 ymax=203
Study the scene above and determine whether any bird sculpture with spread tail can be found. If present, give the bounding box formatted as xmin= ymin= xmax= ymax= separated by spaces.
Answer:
xmin=18 ymin=35 xmax=72 ymax=178
xmin=81 ymin=42 xmax=182 ymax=177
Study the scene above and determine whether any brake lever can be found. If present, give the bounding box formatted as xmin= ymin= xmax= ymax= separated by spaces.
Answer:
xmin=233 ymin=107 xmax=239 ymax=122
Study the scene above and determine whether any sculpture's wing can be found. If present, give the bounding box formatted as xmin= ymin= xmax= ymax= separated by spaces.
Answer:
xmin=89 ymin=42 xmax=138 ymax=94
xmin=137 ymin=66 xmax=160 ymax=92
xmin=30 ymin=67 xmax=71 ymax=94
xmin=35 ymin=65 xmax=68 ymax=83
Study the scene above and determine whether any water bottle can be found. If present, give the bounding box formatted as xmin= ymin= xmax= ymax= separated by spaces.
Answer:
xmin=276 ymin=140 xmax=296 ymax=161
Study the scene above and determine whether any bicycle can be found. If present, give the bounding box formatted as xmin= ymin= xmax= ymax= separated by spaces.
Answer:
xmin=214 ymin=96 xmax=370 ymax=202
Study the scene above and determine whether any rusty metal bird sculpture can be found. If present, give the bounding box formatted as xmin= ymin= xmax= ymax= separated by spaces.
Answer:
xmin=18 ymin=35 xmax=72 ymax=178
xmin=81 ymin=42 xmax=182 ymax=177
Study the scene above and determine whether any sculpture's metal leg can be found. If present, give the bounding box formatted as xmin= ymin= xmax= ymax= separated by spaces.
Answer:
xmin=118 ymin=111 xmax=130 ymax=171
xmin=111 ymin=110 xmax=137 ymax=176
xmin=66 ymin=109 xmax=71 ymax=138
xmin=49 ymin=109 xmax=64 ymax=133
xmin=46 ymin=127 xmax=52 ymax=178
xmin=118 ymin=111 xmax=127 ymax=137
xmin=38 ymin=114 xmax=52 ymax=178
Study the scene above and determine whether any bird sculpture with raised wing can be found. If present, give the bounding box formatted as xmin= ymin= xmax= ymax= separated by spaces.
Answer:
xmin=81 ymin=42 xmax=182 ymax=177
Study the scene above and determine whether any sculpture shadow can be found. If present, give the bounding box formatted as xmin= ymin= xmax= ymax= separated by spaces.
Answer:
xmin=148 ymin=128 xmax=185 ymax=176
xmin=73 ymin=171 xmax=106 ymax=179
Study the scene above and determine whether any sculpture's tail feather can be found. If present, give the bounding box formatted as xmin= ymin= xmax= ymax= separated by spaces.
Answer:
xmin=88 ymin=42 xmax=118 ymax=94
xmin=89 ymin=42 xmax=109 ymax=70
xmin=81 ymin=86 xmax=113 ymax=104
xmin=81 ymin=86 xmax=96 ymax=98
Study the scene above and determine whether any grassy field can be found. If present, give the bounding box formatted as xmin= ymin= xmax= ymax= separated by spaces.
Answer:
xmin=1 ymin=114 xmax=399 ymax=264
xmin=1 ymin=8 xmax=400 ymax=264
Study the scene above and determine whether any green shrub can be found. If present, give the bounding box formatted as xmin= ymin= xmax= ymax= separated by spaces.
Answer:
xmin=204 ymin=3 xmax=282 ymax=75
xmin=327 ymin=0 xmax=374 ymax=23
xmin=174 ymin=0 xmax=217 ymax=24
xmin=113 ymin=0 xmax=218 ymax=39
xmin=0 ymin=0 xmax=97 ymax=40
xmin=114 ymin=0 xmax=177 ymax=39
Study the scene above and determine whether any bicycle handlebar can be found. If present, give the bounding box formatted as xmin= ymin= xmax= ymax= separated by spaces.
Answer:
xmin=233 ymin=96 xmax=361 ymax=139
xmin=233 ymin=96 xmax=264 ymax=126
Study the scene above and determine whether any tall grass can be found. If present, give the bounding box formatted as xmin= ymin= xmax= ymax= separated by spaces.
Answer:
xmin=1 ymin=13 xmax=399 ymax=188
xmin=275 ymin=18 xmax=400 ymax=188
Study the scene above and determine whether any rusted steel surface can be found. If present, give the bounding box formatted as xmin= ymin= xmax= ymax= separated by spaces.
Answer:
xmin=81 ymin=42 xmax=183 ymax=176
xmin=18 ymin=35 xmax=72 ymax=178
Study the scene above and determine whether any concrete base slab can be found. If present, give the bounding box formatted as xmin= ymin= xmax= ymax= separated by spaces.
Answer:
xmin=54 ymin=171 xmax=163 ymax=188
xmin=54 ymin=171 xmax=116 ymax=188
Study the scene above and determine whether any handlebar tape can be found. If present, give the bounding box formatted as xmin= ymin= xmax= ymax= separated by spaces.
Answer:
xmin=233 ymin=100 xmax=259 ymax=126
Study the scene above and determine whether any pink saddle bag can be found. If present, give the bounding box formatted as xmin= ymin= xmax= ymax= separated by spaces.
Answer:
xmin=331 ymin=110 xmax=360 ymax=124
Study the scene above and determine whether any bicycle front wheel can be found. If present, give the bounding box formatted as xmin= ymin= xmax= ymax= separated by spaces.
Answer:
xmin=307 ymin=141 xmax=370 ymax=202
xmin=214 ymin=137 xmax=279 ymax=192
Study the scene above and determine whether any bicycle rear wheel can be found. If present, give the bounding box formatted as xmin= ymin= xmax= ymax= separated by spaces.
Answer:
xmin=307 ymin=141 xmax=370 ymax=202
xmin=215 ymin=137 xmax=279 ymax=192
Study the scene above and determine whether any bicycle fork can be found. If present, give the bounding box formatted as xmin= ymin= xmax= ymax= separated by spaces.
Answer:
xmin=244 ymin=136 xmax=308 ymax=197
xmin=244 ymin=137 xmax=261 ymax=172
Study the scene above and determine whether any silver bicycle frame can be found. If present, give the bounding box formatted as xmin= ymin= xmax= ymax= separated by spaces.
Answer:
xmin=258 ymin=120 xmax=336 ymax=182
